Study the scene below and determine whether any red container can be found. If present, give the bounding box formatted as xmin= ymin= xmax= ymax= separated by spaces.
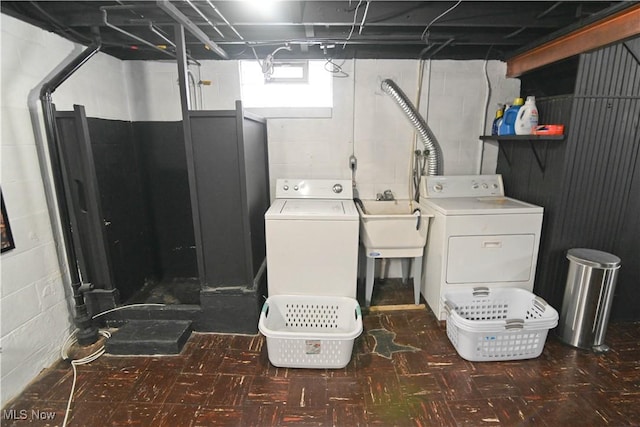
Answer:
xmin=532 ymin=124 xmax=564 ymax=135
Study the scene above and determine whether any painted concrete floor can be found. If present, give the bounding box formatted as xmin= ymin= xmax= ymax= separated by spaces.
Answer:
xmin=3 ymin=280 xmax=640 ymax=426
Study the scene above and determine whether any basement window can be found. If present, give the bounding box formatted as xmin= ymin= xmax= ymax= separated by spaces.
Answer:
xmin=240 ymin=60 xmax=332 ymax=118
xmin=267 ymin=61 xmax=308 ymax=83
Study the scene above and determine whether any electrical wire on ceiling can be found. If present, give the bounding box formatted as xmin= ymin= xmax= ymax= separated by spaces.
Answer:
xmin=230 ymin=46 xmax=250 ymax=58
xmin=366 ymin=3 xmax=430 ymax=24
xmin=4 ymin=1 xmax=632 ymax=62
xmin=358 ymin=1 xmax=371 ymax=35
xmin=250 ymin=44 xmax=292 ymax=80
xmin=343 ymin=0 xmax=364 ymax=49
xmin=420 ymin=0 xmax=463 ymax=44
xmin=325 ymin=58 xmax=350 ymax=78
xmin=321 ymin=44 xmax=350 ymax=77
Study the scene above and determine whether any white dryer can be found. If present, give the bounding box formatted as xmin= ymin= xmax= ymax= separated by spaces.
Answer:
xmin=419 ymin=175 xmax=543 ymax=320
xmin=265 ymin=179 xmax=359 ymax=297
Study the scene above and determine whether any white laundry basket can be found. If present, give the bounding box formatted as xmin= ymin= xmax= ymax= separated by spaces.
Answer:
xmin=443 ymin=287 xmax=558 ymax=362
xmin=258 ymin=295 xmax=363 ymax=369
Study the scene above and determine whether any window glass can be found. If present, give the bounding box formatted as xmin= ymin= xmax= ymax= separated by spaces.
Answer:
xmin=240 ymin=60 xmax=332 ymax=109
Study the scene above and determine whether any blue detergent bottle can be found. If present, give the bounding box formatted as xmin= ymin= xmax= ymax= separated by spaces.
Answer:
xmin=491 ymin=104 xmax=505 ymax=135
xmin=498 ymin=98 xmax=524 ymax=135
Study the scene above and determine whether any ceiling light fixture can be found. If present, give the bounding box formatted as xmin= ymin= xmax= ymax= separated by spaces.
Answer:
xmin=244 ymin=0 xmax=277 ymax=15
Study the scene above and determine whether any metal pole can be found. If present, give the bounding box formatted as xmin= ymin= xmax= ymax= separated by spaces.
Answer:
xmin=175 ymin=24 xmax=206 ymax=284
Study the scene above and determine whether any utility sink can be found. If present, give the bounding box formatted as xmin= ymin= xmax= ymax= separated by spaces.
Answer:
xmin=356 ymin=200 xmax=433 ymax=258
xmin=356 ymin=199 xmax=434 ymax=306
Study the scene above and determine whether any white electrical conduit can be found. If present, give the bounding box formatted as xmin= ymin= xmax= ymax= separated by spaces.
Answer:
xmin=205 ymin=0 xmax=244 ymax=40
xmin=101 ymin=9 xmax=175 ymax=59
xmin=343 ymin=0 xmax=364 ymax=48
xmin=183 ymin=0 xmax=225 ymax=38
xmin=351 ymin=59 xmax=358 ymax=196
xmin=157 ymin=0 xmax=228 ymax=59
xmin=359 ymin=1 xmax=371 ymax=35
xmin=420 ymin=0 xmax=463 ymax=43
xmin=478 ymin=59 xmax=492 ymax=174
xmin=187 ymin=70 xmax=200 ymax=110
xmin=147 ymin=21 xmax=201 ymax=66
xmin=148 ymin=22 xmax=176 ymax=48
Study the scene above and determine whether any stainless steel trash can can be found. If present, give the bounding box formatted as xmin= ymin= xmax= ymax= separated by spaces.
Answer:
xmin=557 ymin=248 xmax=621 ymax=352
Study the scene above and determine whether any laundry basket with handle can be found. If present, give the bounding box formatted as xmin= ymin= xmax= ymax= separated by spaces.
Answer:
xmin=258 ymin=295 xmax=363 ymax=369
xmin=443 ymin=287 xmax=558 ymax=361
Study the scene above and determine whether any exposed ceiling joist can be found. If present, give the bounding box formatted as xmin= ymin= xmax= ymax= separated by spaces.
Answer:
xmin=156 ymin=0 xmax=228 ymax=59
xmin=507 ymin=2 xmax=640 ymax=77
xmin=1 ymin=1 xmax=634 ymax=62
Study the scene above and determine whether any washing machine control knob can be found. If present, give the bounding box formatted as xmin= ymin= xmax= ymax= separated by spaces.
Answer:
xmin=492 ymin=183 xmax=499 ymax=189
xmin=482 ymin=183 xmax=489 ymax=189
xmin=294 ymin=185 xmax=299 ymax=191
xmin=283 ymin=185 xmax=289 ymax=191
xmin=472 ymin=183 xmax=479 ymax=189
xmin=332 ymin=183 xmax=343 ymax=193
xmin=433 ymin=183 xmax=443 ymax=192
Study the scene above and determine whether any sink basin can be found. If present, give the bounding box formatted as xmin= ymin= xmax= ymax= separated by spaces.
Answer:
xmin=356 ymin=200 xmax=433 ymax=258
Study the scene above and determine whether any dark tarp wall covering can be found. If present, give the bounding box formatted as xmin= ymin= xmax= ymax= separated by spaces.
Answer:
xmin=54 ymin=102 xmax=270 ymax=332
xmin=88 ymin=118 xmax=156 ymax=302
xmin=91 ymin=119 xmax=198 ymax=300
xmin=55 ymin=111 xmax=198 ymax=303
xmin=241 ymin=119 xmax=270 ymax=279
xmin=498 ymin=36 xmax=640 ymax=321
xmin=134 ymin=121 xmax=198 ymax=280
xmin=188 ymin=107 xmax=269 ymax=288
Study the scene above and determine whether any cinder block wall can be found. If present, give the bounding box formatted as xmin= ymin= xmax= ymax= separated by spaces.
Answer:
xmin=124 ymin=59 xmax=519 ymax=199
xmin=0 ymin=14 xmax=130 ymax=406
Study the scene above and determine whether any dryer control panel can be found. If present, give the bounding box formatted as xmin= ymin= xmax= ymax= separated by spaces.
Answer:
xmin=275 ymin=179 xmax=354 ymax=199
xmin=420 ymin=175 xmax=504 ymax=199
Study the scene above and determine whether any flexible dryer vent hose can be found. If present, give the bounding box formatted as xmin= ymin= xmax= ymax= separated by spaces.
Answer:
xmin=381 ymin=79 xmax=443 ymax=176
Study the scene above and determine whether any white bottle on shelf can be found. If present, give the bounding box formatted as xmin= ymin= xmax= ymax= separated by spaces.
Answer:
xmin=515 ymin=96 xmax=539 ymax=135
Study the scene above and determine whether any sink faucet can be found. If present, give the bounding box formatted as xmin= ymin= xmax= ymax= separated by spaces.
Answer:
xmin=376 ymin=189 xmax=395 ymax=201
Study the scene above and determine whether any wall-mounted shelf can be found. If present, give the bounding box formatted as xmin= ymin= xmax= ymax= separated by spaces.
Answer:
xmin=480 ymin=135 xmax=565 ymax=172
xmin=479 ymin=135 xmax=565 ymax=142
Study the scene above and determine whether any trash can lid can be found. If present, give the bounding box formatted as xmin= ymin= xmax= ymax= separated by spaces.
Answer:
xmin=567 ymin=248 xmax=621 ymax=269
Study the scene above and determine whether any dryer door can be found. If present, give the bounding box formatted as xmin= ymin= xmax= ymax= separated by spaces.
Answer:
xmin=446 ymin=234 xmax=536 ymax=283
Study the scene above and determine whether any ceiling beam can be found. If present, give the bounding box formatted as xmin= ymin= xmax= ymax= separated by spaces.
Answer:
xmin=48 ymin=2 xmax=573 ymax=29
xmin=507 ymin=3 xmax=640 ymax=77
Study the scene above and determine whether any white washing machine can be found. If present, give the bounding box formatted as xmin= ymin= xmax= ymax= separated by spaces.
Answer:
xmin=419 ymin=175 xmax=543 ymax=320
xmin=265 ymin=179 xmax=359 ymax=297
